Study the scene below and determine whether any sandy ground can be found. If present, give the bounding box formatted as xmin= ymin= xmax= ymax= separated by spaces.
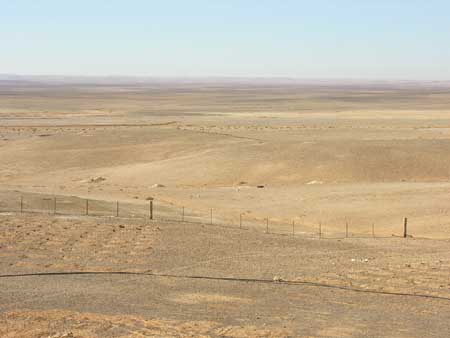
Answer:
xmin=2 ymin=81 xmax=450 ymax=237
xmin=2 ymin=79 xmax=450 ymax=336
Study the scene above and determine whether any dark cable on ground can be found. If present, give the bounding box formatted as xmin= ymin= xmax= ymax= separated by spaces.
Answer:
xmin=1 ymin=270 xmax=449 ymax=302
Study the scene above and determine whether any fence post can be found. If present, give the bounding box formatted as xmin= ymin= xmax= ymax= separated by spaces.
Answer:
xmin=149 ymin=200 xmax=153 ymax=220
xmin=292 ymin=220 xmax=295 ymax=236
xmin=53 ymin=197 xmax=56 ymax=215
xmin=210 ymin=208 xmax=213 ymax=225
xmin=403 ymin=217 xmax=408 ymax=238
xmin=266 ymin=218 xmax=269 ymax=234
xmin=116 ymin=201 xmax=119 ymax=217
xmin=319 ymin=222 xmax=322 ymax=239
xmin=182 ymin=206 xmax=185 ymax=222
xmin=20 ymin=196 xmax=23 ymax=213
xmin=86 ymin=199 xmax=89 ymax=216
xmin=372 ymin=223 xmax=375 ymax=238
xmin=345 ymin=221 xmax=349 ymax=238
xmin=239 ymin=214 xmax=242 ymax=229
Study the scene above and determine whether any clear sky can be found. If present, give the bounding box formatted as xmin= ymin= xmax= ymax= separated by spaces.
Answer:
xmin=1 ymin=0 xmax=450 ymax=80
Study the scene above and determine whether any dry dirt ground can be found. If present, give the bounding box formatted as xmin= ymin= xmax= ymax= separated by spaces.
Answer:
xmin=1 ymin=212 xmax=450 ymax=337
xmin=2 ymin=79 xmax=450 ymax=336
xmin=2 ymin=81 xmax=450 ymax=237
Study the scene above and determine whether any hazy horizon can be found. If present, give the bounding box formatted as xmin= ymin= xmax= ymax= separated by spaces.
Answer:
xmin=2 ymin=73 xmax=450 ymax=84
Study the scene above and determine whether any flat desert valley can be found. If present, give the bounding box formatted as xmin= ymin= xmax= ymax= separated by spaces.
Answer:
xmin=1 ymin=78 xmax=450 ymax=337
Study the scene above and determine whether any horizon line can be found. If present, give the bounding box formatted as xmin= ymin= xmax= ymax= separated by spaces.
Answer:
xmin=1 ymin=74 xmax=450 ymax=86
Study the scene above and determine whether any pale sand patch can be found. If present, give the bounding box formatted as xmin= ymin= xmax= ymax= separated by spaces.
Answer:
xmin=318 ymin=326 xmax=363 ymax=338
xmin=169 ymin=292 xmax=252 ymax=305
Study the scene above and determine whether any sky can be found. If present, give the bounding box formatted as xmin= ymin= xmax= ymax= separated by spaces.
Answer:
xmin=1 ymin=0 xmax=450 ymax=80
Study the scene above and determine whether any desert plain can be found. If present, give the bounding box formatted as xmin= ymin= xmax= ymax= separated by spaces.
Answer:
xmin=1 ymin=78 xmax=450 ymax=337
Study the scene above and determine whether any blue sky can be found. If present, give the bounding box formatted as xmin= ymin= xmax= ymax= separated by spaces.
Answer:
xmin=1 ymin=0 xmax=450 ymax=79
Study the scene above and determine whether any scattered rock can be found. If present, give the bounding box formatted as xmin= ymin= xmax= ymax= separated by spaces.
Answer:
xmin=89 ymin=176 xmax=106 ymax=183
xmin=307 ymin=180 xmax=324 ymax=185
xmin=273 ymin=276 xmax=283 ymax=282
xmin=256 ymin=185 xmax=265 ymax=189
xmin=47 ymin=332 xmax=74 ymax=338
xmin=351 ymin=258 xmax=369 ymax=263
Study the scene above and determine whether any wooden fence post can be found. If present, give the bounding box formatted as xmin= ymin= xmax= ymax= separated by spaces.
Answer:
xmin=20 ymin=196 xmax=23 ymax=213
xmin=319 ymin=222 xmax=322 ymax=239
xmin=210 ymin=208 xmax=213 ymax=225
xmin=266 ymin=218 xmax=269 ymax=234
xmin=116 ymin=201 xmax=119 ymax=217
xmin=86 ymin=199 xmax=89 ymax=216
xmin=149 ymin=200 xmax=153 ymax=220
xmin=403 ymin=217 xmax=408 ymax=238
xmin=372 ymin=223 xmax=375 ymax=238
xmin=346 ymin=221 xmax=349 ymax=238
xmin=182 ymin=206 xmax=185 ymax=222
xmin=239 ymin=214 xmax=242 ymax=229
xmin=53 ymin=197 xmax=56 ymax=215
xmin=292 ymin=220 xmax=295 ymax=236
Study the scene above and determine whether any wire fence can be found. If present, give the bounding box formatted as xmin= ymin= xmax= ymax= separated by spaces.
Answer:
xmin=0 ymin=190 xmax=443 ymax=240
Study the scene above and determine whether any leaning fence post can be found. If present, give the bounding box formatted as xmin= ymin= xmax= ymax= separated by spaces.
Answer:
xmin=20 ymin=196 xmax=23 ymax=213
xmin=403 ymin=217 xmax=408 ymax=238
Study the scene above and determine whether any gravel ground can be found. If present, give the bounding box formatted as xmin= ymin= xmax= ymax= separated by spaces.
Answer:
xmin=1 ymin=213 xmax=450 ymax=337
